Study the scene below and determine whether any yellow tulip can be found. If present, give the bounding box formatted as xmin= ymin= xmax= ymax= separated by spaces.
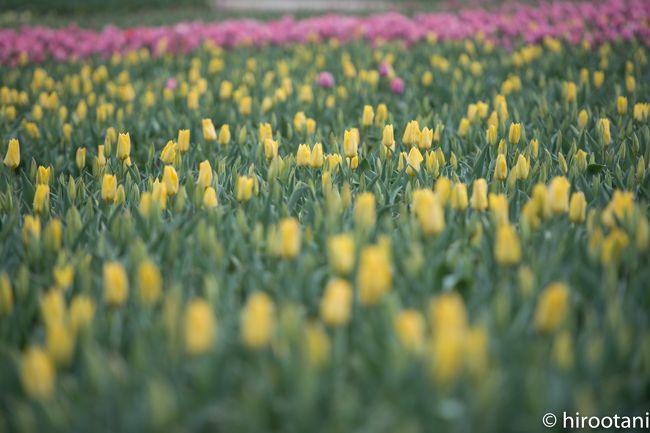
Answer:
xmin=534 ymin=282 xmax=569 ymax=333
xmin=320 ymin=278 xmax=353 ymax=326
xmin=184 ymin=298 xmax=217 ymax=355
xmin=3 ymin=138 xmax=20 ymax=168
xmin=103 ymin=262 xmax=129 ymax=307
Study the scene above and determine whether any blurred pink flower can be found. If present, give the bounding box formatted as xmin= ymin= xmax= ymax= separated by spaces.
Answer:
xmin=317 ymin=71 xmax=335 ymax=89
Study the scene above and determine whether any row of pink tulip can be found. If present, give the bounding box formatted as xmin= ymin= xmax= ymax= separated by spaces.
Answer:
xmin=1 ymin=0 xmax=649 ymax=65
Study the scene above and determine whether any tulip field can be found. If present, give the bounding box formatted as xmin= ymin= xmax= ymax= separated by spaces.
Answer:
xmin=1 ymin=0 xmax=650 ymax=431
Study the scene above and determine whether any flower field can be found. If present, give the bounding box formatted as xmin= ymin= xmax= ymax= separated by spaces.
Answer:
xmin=1 ymin=1 xmax=650 ymax=431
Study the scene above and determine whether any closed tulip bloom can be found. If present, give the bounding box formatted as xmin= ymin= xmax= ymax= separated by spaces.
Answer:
xmin=470 ymin=179 xmax=488 ymax=211
xmin=418 ymin=127 xmax=433 ymax=150
xmin=515 ymin=154 xmax=529 ymax=180
xmin=593 ymin=70 xmax=604 ymax=88
xmin=598 ymin=118 xmax=611 ymax=145
xmin=569 ymin=192 xmax=587 ymax=223
xmin=547 ymin=176 xmax=570 ymax=215
xmin=264 ymin=139 xmax=279 ymax=161
xmin=0 ymin=273 xmax=13 ymax=316
xmin=218 ymin=124 xmax=231 ymax=145
xmin=296 ymin=144 xmax=311 ymax=167
xmin=202 ymin=119 xmax=217 ymax=141
xmin=354 ymin=192 xmax=376 ymax=228
xmin=310 ymin=143 xmax=324 ymax=168
xmin=394 ymin=310 xmax=425 ymax=352
xmin=578 ymin=110 xmax=589 ymax=129
xmin=402 ymin=120 xmax=420 ymax=146
xmin=564 ymin=82 xmax=577 ymax=103
xmin=40 ymin=290 xmax=65 ymax=327
xmin=486 ymin=124 xmax=497 ymax=145
xmin=46 ymin=322 xmax=74 ymax=365
xmin=375 ymin=103 xmax=388 ymax=125
xmin=327 ymin=233 xmax=355 ymax=275
xmin=160 ymin=140 xmax=177 ymax=164
xmin=574 ymin=149 xmax=588 ymax=171
xmin=320 ymin=278 xmax=353 ymax=326
xmin=101 ymin=174 xmax=117 ymax=202
xmin=69 ymin=295 xmax=95 ymax=334
xmin=184 ymin=299 xmax=217 ymax=355
xmin=21 ymin=347 xmax=55 ymax=400
xmin=117 ymin=132 xmax=131 ymax=160
xmin=361 ymin=105 xmax=374 ymax=127
xmin=412 ymin=189 xmax=445 ymax=235
xmin=304 ymin=323 xmax=331 ymax=367
xmin=137 ymin=260 xmax=162 ymax=305
xmin=36 ymin=166 xmax=51 ymax=185
xmin=534 ymin=282 xmax=569 ymax=333
xmin=177 ymin=129 xmax=190 ymax=152
xmin=277 ymin=217 xmax=301 ymax=259
xmin=162 ymin=166 xmax=178 ymax=196
xmin=357 ymin=244 xmax=392 ymax=305
xmin=197 ymin=160 xmax=213 ymax=189
xmin=97 ymin=145 xmax=106 ymax=167
xmin=104 ymin=262 xmax=129 ymax=307
xmin=495 ymin=224 xmax=521 ymax=265
xmin=508 ymin=122 xmax=521 ymax=145
xmin=236 ymin=176 xmax=255 ymax=202
xmin=75 ymin=147 xmax=86 ymax=169
xmin=241 ymin=292 xmax=275 ymax=350
xmin=3 ymin=138 xmax=20 ymax=168
xmin=382 ymin=124 xmax=395 ymax=151
xmin=458 ymin=117 xmax=469 ymax=137
xmin=450 ymin=183 xmax=468 ymax=211
xmin=494 ymin=154 xmax=508 ymax=180
xmin=203 ymin=187 xmax=218 ymax=209
xmin=406 ymin=146 xmax=424 ymax=176
xmin=343 ymin=128 xmax=359 ymax=157
xmin=33 ymin=184 xmax=49 ymax=214
xmin=617 ymin=96 xmax=627 ymax=115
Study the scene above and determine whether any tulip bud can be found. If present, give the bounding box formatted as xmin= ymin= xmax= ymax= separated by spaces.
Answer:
xmin=197 ymin=160 xmax=213 ymax=189
xmin=117 ymin=132 xmax=131 ymax=161
xmin=101 ymin=174 xmax=117 ymax=202
xmin=343 ymin=128 xmax=359 ymax=157
xmin=617 ymin=96 xmax=628 ymax=115
xmin=236 ymin=176 xmax=254 ymax=202
xmin=494 ymin=154 xmax=508 ymax=181
xmin=184 ymin=298 xmax=216 ymax=355
xmin=382 ymin=124 xmax=395 ymax=151
xmin=3 ymin=138 xmax=20 ymax=168
xmin=486 ymin=124 xmax=497 ymax=145
xmin=470 ymin=178 xmax=488 ymax=211
xmin=353 ymin=192 xmax=376 ymax=228
xmin=508 ymin=122 xmax=521 ymax=145
xmin=547 ymin=176 xmax=570 ymax=215
xmin=137 ymin=260 xmax=162 ymax=305
xmin=296 ymin=144 xmax=311 ymax=167
xmin=450 ymin=182 xmax=468 ymax=211
xmin=495 ymin=224 xmax=521 ymax=266
xmin=412 ymin=189 xmax=445 ymax=235
xmin=177 ymin=129 xmax=190 ymax=153
xmin=241 ymin=292 xmax=275 ymax=350
xmin=569 ymin=192 xmax=587 ymax=223
xmin=202 ymin=119 xmax=217 ymax=142
xmin=103 ymin=262 xmax=129 ymax=307
xmin=406 ymin=147 xmax=423 ymax=176
xmin=218 ymin=124 xmax=231 ymax=146
xmin=361 ymin=105 xmax=374 ymax=127
xmin=76 ymin=147 xmax=86 ymax=169
xmin=320 ymin=278 xmax=353 ymax=326
xmin=162 ymin=166 xmax=178 ymax=196
xmin=534 ymin=282 xmax=569 ymax=333
xmin=357 ymin=244 xmax=392 ymax=305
